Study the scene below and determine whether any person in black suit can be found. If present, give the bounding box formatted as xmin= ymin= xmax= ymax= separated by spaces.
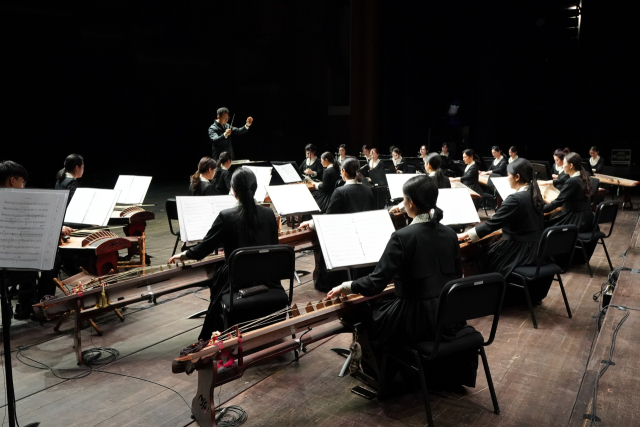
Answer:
xmin=208 ymin=107 xmax=253 ymax=160
xmin=480 ymin=145 xmax=508 ymax=177
xmin=55 ymin=154 xmax=84 ymax=205
xmin=588 ymin=146 xmax=605 ymax=174
xmin=327 ymin=175 xmax=477 ymax=389
xmin=392 ymin=147 xmax=408 ymax=174
xmin=360 ymin=147 xmax=387 ymax=178
xmin=458 ymin=159 xmax=553 ymax=302
xmin=311 ymin=152 xmax=342 ymax=212
xmin=450 ymin=149 xmax=482 ymax=209
xmin=211 ymin=152 xmax=232 ymax=195
xmin=299 ymin=143 xmax=324 ymax=180
xmin=188 ymin=157 xmax=217 ymax=196
xmin=299 ymin=157 xmax=376 ymax=291
xmin=169 ymin=168 xmax=286 ymax=341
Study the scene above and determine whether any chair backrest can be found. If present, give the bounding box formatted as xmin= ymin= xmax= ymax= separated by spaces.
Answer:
xmin=431 ymin=273 xmax=506 ymax=356
xmin=486 ymin=173 xmax=501 ymax=191
xmin=538 ymin=225 xmax=579 ymax=272
xmin=594 ymin=201 xmax=619 ymax=238
xmin=228 ymin=245 xmax=295 ymax=311
xmin=589 ymin=177 xmax=600 ymax=199
xmin=165 ymin=198 xmax=179 ymax=236
xmin=407 ymin=164 xmax=417 ymax=174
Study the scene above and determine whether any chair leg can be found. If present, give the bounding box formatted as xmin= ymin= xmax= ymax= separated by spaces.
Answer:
xmin=479 ymin=347 xmax=500 ymax=415
xmin=601 ymin=239 xmax=614 ymax=271
xmin=172 ymin=235 xmax=180 ymax=256
xmin=520 ymin=278 xmax=538 ymax=329
xmin=578 ymin=240 xmax=593 ymax=278
xmin=412 ymin=349 xmax=434 ymax=427
xmin=556 ymin=274 xmax=572 ymax=318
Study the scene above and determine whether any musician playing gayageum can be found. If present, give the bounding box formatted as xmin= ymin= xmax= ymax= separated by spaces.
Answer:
xmin=211 ymin=152 xmax=233 ymax=195
xmin=168 ymin=168 xmax=287 ymax=341
xmin=208 ymin=107 xmax=252 ymax=160
xmin=450 ymin=149 xmax=483 ymax=209
xmin=188 ymin=157 xmax=217 ymax=196
xmin=311 ymin=152 xmax=342 ymax=213
xmin=327 ymin=175 xmax=478 ymax=390
xmin=299 ymin=144 xmax=324 ymax=180
xmin=480 ymin=146 xmax=508 ymax=177
xmin=55 ymin=154 xmax=84 ymax=205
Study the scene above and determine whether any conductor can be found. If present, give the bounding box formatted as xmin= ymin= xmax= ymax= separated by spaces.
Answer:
xmin=208 ymin=107 xmax=253 ymax=160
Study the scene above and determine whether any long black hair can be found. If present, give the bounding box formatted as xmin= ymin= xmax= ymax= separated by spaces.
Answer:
xmin=341 ymin=157 xmax=362 ymax=182
xmin=321 ymin=152 xmax=340 ymax=170
xmin=424 ymin=153 xmax=450 ymax=189
xmin=190 ymin=157 xmax=216 ymax=193
xmin=402 ymin=175 xmax=442 ymax=223
xmin=212 ymin=151 xmax=232 ymax=185
xmin=462 ymin=148 xmax=481 ymax=168
xmin=231 ymin=168 xmax=259 ymax=244
xmin=565 ymin=152 xmax=592 ymax=197
xmin=507 ymin=158 xmax=545 ymax=212
xmin=56 ymin=154 xmax=84 ymax=182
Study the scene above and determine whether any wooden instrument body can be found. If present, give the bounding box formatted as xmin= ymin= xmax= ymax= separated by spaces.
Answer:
xmin=594 ymin=173 xmax=638 ymax=210
xmin=60 ymin=231 xmax=132 ymax=276
xmin=108 ymin=206 xmax=155 ymax=236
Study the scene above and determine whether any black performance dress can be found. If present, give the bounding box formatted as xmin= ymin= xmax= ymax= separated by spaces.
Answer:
xmin=184 ymin=205 xmax=287 ymax=340
xmin=212 ymin=169 xmax=232 ymax=195
xmin=299 ymin=157 xmax=324 ymax=180
xmin=589 ymin=156 xmax=605 ymax=174
xmin=350 ymin=218 xmax=478 ymax=388
xmin=55 ymin=176 xmax=78 ymax=205
xmin=472 ymin=190 xmax=553 ymax=302
xmin=553 ymin=170 xmax=569 ymax=190
xmin=488 ymin=156 xmax=508 ymax=176
xmin=188 ymin=178 xmax=217 ymax=196
xmin=460 ymin=163 xmax=482 ymax=209
xmin=312 ymin=165 xmax=341 ymax=212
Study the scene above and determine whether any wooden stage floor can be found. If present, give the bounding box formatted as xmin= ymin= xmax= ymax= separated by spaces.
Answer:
xmin=1 ymin=183 xmax=639 ymax=427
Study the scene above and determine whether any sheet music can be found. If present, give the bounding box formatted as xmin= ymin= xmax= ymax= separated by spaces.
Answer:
xmin=242 ymin=166 xmax=272 ymax=202
xmin=266 ymin=184 xmax=320 ymax=215
xmin=386 ymin=174 xmax=419 ymax=199
xmin=490 ymin=177 xmax=516 ymax=200
xmin=313 ymin=210 xmax=395 ymax=270
xmin=64 ymin=188 xmax=121 ymax=226
xmin=176 ymin=195 xmax=237 ymax=242
xmin=0 ymin=189 xmax=68 ymax=270
xmin=114 ymin=175 xmax=152 ymax=204
xmin=272 ymin=163 xmax=302 ymax=184
xmin=437 ymin=188 xmax=481 ymax=225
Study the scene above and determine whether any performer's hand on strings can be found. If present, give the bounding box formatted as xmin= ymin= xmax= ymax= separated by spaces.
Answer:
xmin=246 ymin=116 xmax=253 ymax=126
xmin=60 ymin=226 xmax=74 ymax=237
xmin=298 ymin=221 xmax=311 ymax=230
xmin=304 ymin=168 xmax=313 ymax=175
xmin=457 ymin=232 xmax=469 ymax=242
xmin=552 ymin=174 xmax=559 ymax=179
xmin=326 ymin=283 xmax=350 ymax=300
xmin=167 ymin=251 xmax=188 ymax=266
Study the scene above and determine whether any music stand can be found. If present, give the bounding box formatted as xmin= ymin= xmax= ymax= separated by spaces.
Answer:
xmin=531 ymin=163 xmax=550 ymax=180
xmin=582 ymin=161 xmax=595 ymax=176
xmin=0 ymin=188 xmax=68 ymax=427
xmin=369 ymin=168 xmax=388 ymax=187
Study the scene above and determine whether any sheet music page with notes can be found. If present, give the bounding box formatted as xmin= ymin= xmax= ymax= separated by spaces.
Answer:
xmin=114 ymin=175 xmax=152 ymax=204
xmin=273 ymin=163 xmax=301 ymax=184
xmin=490 ymin=177 xmax=516 ymax=201
xmin=266 ymin=184 xmax=320 ymax=215
xmin=176 ymin=195 xmax=237 ymax=242
xmin=386 ymin=174 xmax=419 ymax=199
xmin=437 ymin=188 xmax=481 ymax=225
xmin=0 ymin=188 xmax=68 ymax=270
xmin=64 ymin=188 xmax=121 ymax=226
xmin=313 ymin=210 xmax=395 ymax=270
xmin=242 ymin=166 xmax=272 ymax=202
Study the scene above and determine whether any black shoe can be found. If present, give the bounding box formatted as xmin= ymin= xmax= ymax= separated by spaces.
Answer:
xmin=14 ymin=304 xmax=32 ymax=320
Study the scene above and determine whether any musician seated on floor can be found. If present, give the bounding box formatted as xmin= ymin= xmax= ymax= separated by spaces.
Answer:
xmin=458 ymin=158 xmax=553 ymax=303
xmin=310 ymin=152 xmax=342 ymax=213
xmin=327 ymin=175 xmax=478 ymax=391
xmin=211 ymin=151 xmax=232 ymax=195
xmin=168 ymin=168 xmax=287 ymax=341
xmin=188 ymin=157 xmax=217 ymax=196
xmin=1 ymin=160 xmax=73 ymax=319
xmin=55 ymin=153 xmax=84 ymax=205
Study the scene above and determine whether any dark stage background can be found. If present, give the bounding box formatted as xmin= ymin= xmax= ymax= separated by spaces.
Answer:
xmin=3 ymin=0 xmax=639 ymax=188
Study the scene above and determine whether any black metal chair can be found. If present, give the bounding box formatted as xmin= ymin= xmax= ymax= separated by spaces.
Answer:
xmin=220 ymin=245 xmax=295 ymax=330
xmin=589 ymin=177 xmax=600 ymax=209
xmin=507 ymin=225 xmax=578 ymax=329
xmin=378 ymin=273 xmax=506 ymax=427
xmin=165 ymin=198 xmax=181 ymax=256
xmin=576 ymin=201 xmax=618 ymax=278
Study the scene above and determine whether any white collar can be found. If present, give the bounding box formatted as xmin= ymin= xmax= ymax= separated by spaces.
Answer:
xmin=326 ymin=164 xmax=334 ymax=169
xmin=508 ymin=155 xmax=518 ymax=163
xmin=589 ymin=156 xmax=600 ymax=165
xmin=571 ymin=171 xmax=581 ymax=177
xmin=345 ymin=179 xmax=360 ymax=185
xmin=411 ymin=212 xmax=433 ymax=225
xmin=221 ymin=165 xmax=228 ymax=171
xmin=493 ymin=156 xmax=504 ymax=165
xmin=199 ymin=176 xmax=210 ymax=182
xmin=65 ymin=172 xmax=74 ymax=179
xmin=516 ymin=185 xmax=530 ymax=192
xmin=306 ymin=157 xmax=317 ymax=165
xmin=393 ymin=157 xmax=403 ymax=165
xmin=369 ymin=159 xmax=380 ymax=168
xmin=428 ymin=171 xmax=436 ymax=177
xmin=464 ymin=163 xmax=472 ymax=172
xmin=555 ymin=163 xmax=564 ymax=172
xmin=441 ymin=152 xmax=449 ymax=157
